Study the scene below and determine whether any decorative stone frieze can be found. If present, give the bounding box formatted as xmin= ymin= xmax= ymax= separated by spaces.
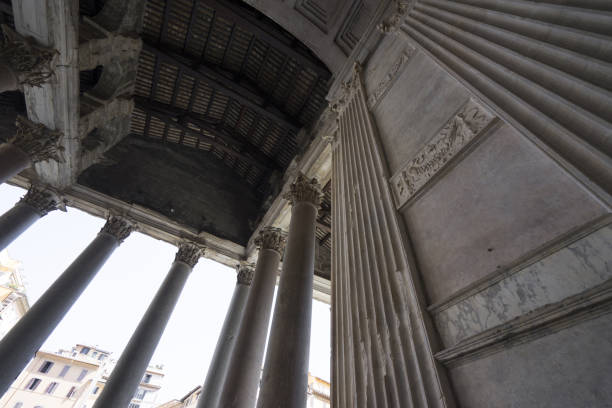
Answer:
xmin=390 ymin=99 xmax=496 ymax=208
xmin=367 ymin=46 xmax=416 ymax=109
xmin=174 ymin=242 xmax=204 ymax=268
xmin=9 ymin=115 xmax=63 ymax=163
xmin=237 ymin=265 xmax=254 ymax=285
xmin=254 ymin=227 xmax=286 ymax=254
xmin=100 ymin=215 xmax=135 ymax=243
xmin=19 ymin=186 xmax=63 ymax=216
xmin=283 ymin=173 xmax=323 ymax=208
xmin=0 ymin=24 xmax=57 ymax=87
xmin=377 ymin=0 xmax=413 ymax=35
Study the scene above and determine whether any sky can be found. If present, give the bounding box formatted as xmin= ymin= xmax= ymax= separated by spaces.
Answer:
xmin=0 ymin=183 xmax=330 ymax=403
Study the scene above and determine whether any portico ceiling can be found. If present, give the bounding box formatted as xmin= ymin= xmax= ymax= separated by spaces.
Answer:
xmin=1 ymin=0 xmax=333 ymax=279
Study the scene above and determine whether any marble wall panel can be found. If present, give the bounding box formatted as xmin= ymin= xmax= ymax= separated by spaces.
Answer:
xmin=449 ymin=312 xmax=612 ymax=408
xmin=371 ymin=49 xmax=469 ymax=175
xmin=434 ymin=222 xmax=612 ymax=347
xmin=402 ymin=123 xmax=607 ymax=304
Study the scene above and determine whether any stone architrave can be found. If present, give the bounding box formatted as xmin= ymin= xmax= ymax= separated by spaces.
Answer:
xmin=93 ymin=241 xmax=203 ymax=408
xmin=0 ymin=115 xmax=63 ymax=185
xmin=0 ymin=215 xmax=135 ymax=395
xmin=216 ymin=227 xmax=286 ymax=408
xmin=0 ymin=186 xmax=63 ymax=251
xmin=257 ymin=173 xmax=322 ymax=408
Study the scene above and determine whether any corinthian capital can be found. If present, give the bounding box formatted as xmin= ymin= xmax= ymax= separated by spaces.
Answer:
xmin=237 ymin=265 xmax=254 ymax=286
xmin=283 ymin=172 xmax=323 ymax=208
xmin=174 ymin=242 xmax=204 ymax=268
xmin=19 ymin=186 xmax=63 ymax=216
xmin=100 ymin=215 xmax=135 ymax=243
xmin=255 ymin=227 xmax=286 ymax=255
xmin=9 ymin=115 xmax=63 ymax=163
xmin=0 ymin=24 xmax=57 ymax=87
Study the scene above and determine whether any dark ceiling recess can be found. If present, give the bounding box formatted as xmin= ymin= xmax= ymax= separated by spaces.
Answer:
xmin=78 ymin=0 xmax=332 ymax=251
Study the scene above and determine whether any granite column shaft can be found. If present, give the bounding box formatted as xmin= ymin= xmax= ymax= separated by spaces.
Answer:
xmin=256 ymin=174 xmax=321 ymax=408
xmin=196 ymin=266 xmax=253 ymax=408
xmin=216 ymin=227 xmax=285 ymax=408
xmin=0 ymin=215 xmax=133 ymax=395
xmin=92 ymin=242 xmax=202 ymax=408
xmin=0 ymin=187 xmax=60 ymax=251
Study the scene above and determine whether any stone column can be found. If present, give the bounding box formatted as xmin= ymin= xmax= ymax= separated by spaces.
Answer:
xmin=0 ymin=24 xmax=56 ymax=92
xmin=0 ymin=115 xmax=62 ymax=185
xmin=0 ymin=215 xmax=134 ymax=395
xmin=217 ymin=227 xmax=286 ymax=408
xmin=257 ymin=173 xmax=322 ymax=408
xmin=0 ymin=186 xmax=63 ymax=251
xmin=196 ymin=265 xmax=253 ymax=408
xmin=92 ymin=242 xmax=203 ymax=408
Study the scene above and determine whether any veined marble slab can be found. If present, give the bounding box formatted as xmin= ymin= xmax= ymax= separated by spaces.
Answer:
xmin=435 ymin=223 xmax=612 ymax=348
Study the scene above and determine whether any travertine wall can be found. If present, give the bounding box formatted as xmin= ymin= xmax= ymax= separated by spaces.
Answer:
xmin=331 ymin=1 xmax=612 ymax=407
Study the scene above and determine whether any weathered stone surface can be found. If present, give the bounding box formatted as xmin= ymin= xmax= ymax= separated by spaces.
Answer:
xmin=434 ymin=223 xmax=612 ymax=347
xmin=449 ymin=312 xmax=612 ymax=408
xmin=403 ymin=124 xmax=606 ymax=304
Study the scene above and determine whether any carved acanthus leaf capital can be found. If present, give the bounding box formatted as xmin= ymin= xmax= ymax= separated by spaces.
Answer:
xmin=283 ymin=172 xmax=323 ymax=208
xmin=19 ymin=186 xmax=64 ymax=216
xmin=377 ymin=1 xmax=412 ymax=35
xmin=9 ymin=115 xmax=64 ymax=163
xmin=100 ymin=215 xmax=135 ymax=243
xmin=330 ymin=63 xmax=362 ymax=115
xmin=174 ymin=242 xmax=204 ymax=268
xmin=236 ymin=265 xmax=254 ymax=286
xmin=0 ymin=24 xmax=57 ymax=87
xmin=254 ymin=227 xmax=286 ymax=254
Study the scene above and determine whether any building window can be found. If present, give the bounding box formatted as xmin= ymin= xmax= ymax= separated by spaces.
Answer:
xmin=25 ymin=378 xmax=41 ymax=391
xmin=77 ymin=369 xmax=88 ymax=381
xmin=134 ymin=388 xmax=147 ymax=400
xmin=143 ymin=373 xmax=152 ymax=384
xmin=39 ymin=361 xmax=54 ymax=373
xmin=59 ymin=365 xmax=70 ymax=378
xmin=98 ymin=354 xmax=106 ymax=361
xmin=92 ymin=386 xmax=100 ymax=394
xmin=12 ymin=403 xmax=23 ymax=408
xmin=128 ymin=404 xmax=140 ymax=408
xmin=66 ymin=386 xmax=77 ymax=398
xmin=80 ymin=347 xmax=90 ymax=355
xmin=92 ymin=351 xmax=98 ymax=358
xmin=45 ymin=382 xmax=58 ymax=395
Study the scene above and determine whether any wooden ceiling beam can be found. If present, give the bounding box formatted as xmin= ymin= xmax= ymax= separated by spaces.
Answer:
xmin=135 ymin=98 xmax=282 ymax=171
xmin=135 ymin=101 xmax=273 ymax=173
xmin=200 ymin=0 xmax=331 ymax=79
xmin=143 ymin=43 xmax=300 ymax=132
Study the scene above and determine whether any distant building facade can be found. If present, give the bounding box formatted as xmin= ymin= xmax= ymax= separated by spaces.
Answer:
xmin=155 ymin=374 xmax=330 ymax=408
xmin=0 ymin=344 xmax=164 ymax=408
xmin=0 ymin=250 xmax=29 ymax=340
